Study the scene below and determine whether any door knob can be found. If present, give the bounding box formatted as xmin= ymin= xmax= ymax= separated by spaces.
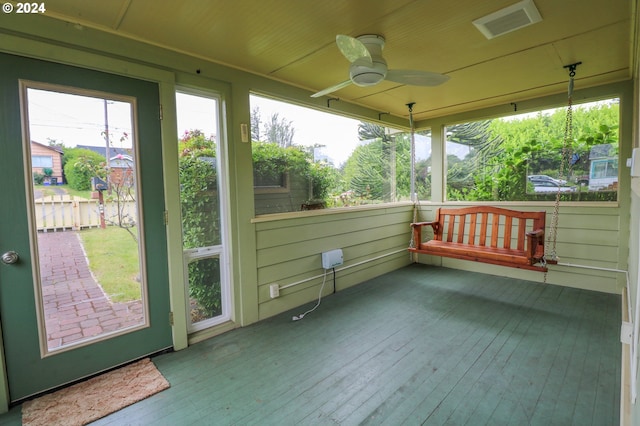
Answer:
xmin=1 ymin=251 xmax=19 ymax=265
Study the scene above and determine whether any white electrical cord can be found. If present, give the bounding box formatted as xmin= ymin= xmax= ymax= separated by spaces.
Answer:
xmin=292 ymin=268 xmax=329 ymax=321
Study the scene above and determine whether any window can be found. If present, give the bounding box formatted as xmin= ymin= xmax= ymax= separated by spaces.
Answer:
xmin=176 ymin=91 xmax=231 ymax=332
xmin=444 ymin=98 xmax=619 ymax=202
xmin=32 ymin=155 xmax=53 ymax=168
xmin=250 ymin=95 xmax=420 ymax=215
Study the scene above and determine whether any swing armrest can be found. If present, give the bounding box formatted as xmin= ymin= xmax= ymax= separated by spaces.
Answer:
xmin=410 ymin=221 xmax=440 ymax=248
xmin=411 ymin=221 xmax=439 ymax=231
xmin=526 ymin=229 xmax=544 ymax=238
xmin=526 ymin=228 xmax=545 ymax=260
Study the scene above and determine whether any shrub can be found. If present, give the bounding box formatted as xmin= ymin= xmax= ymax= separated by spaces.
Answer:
xmin=179 ymin=131 xmax=222 ymax=317
xmin=307 ymin=161 xmax=337 ymax=201
xmin=63 ymin=148 xmax=106 ymax=191
xmin=33 ymin=172 xmax=45 ymax=185
xmin=252 ymin=141 xmax=336 ymax=203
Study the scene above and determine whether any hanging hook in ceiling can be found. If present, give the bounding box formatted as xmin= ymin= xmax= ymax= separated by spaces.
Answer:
xmin=405 ymin=102 xmax=417 ymax=129
xmin=563 ymin=61 xmax=582 ymax=77
xmin=563 ymin=62 xmax=581 ymax=99
xmin=406 ymin=102 xmax=415 ymax=113
xmin=406 ymin=103 xmax=416 ymax=130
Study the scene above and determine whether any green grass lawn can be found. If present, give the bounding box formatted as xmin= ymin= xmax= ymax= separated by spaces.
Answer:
xmin=33 ymin=184 xmax=92 ymax=199
xmin=79 ymin=226 xmax=141 ymax=303
xmin=64 ymin=186 xmax=93 ymax=199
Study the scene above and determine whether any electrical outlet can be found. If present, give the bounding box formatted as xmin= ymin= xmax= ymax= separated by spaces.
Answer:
xmin=269 ymin=283 xmax=279 ymax=298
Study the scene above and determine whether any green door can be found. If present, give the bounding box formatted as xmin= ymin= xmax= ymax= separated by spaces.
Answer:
xmin=0 ymin=53 xmax=172 ymax=401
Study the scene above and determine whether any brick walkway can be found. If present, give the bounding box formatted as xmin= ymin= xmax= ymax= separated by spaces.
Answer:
xmin=38 ymin=231 xmax=144 ymax=350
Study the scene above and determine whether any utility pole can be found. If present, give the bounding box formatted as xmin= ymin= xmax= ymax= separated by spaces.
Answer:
xmin=103 ymin=99 xmax=111 ymax=189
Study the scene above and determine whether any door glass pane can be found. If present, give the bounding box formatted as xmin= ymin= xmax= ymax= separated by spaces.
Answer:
xmin=187 ymin=256 xmax=222 ymax=324
xmin=176 ymin=91 xmax=229 ymax=331
xmin=25 ymin=84 xmax=147 ymax=353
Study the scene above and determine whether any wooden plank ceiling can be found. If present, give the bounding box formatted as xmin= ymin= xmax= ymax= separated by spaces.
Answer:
xmin=42 ymin=0 xmax=631 ymax=121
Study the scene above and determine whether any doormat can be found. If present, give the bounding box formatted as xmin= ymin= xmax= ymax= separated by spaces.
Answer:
xmin=21 ymin=358 xmax=170 ymax=426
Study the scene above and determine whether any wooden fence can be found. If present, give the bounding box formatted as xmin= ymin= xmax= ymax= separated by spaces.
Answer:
xmin=34 ymin=195 xmax=137 ymax=231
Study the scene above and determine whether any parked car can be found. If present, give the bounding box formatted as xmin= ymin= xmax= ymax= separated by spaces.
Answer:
xmin=532 ymin=180 xmax=576 ymax=193
xmin=527 ymin=174 xmax=567 ymax=185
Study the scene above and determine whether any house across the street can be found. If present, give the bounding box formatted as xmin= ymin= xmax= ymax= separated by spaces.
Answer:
xmin=30 ymin=141 xmax=63 ymax=185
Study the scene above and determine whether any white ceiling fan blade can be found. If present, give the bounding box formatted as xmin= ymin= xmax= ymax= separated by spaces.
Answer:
xmin=385 ymin=69 xmax=450 ymax=86
xmin=336 ymin=35 xmax=372 ymax=64
xmin=310 ymin=80 xmax=353 ymax=98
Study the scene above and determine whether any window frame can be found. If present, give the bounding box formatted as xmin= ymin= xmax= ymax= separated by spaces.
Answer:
xmin=32 ymin=155 xmax=53 ymax=168
xmin=253 ymin=171 xmax=290 ymax=194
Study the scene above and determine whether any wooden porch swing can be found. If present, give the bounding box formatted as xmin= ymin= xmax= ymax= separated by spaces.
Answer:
xmin=409 ymin=206 xmax=548 ymax=271
xmin=407 ymin=63 xmax=581 ymax=273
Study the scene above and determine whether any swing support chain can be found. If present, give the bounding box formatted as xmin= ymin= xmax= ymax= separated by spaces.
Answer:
xmin=543 ymin=63 xmax=581 ymax=278
xmin=407 ymin=102 xmax=419 ymax=252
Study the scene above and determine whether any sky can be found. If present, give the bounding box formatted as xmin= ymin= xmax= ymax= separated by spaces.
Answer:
xmin=26 ymin=87 xmax=420 ymax=167
xmin=176 ymin=92 xmax=217 ymax=138
xmin=27 ymin=88 xmax=133 ymax=150
xmin=26 ymin=88 xmax=365 ymax=166
xmin=249 ymin=94 xmax=363 ymax=166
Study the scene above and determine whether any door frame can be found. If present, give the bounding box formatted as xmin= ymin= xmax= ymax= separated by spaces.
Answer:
xmin=0 ymin=34 xmax=188 ymax=411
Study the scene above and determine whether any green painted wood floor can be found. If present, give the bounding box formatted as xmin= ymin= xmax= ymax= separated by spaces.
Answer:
xmin=0 ymin=264 xmax=621 ymax=425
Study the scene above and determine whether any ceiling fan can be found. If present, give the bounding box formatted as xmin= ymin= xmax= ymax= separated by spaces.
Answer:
xmin=310 ymin=34 xmax=450 ymax=98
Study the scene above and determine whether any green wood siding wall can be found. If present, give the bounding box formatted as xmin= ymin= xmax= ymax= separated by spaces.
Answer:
xmin=412 ymin=204 xmax=624 ymax=294
xmin=253 ymin=200 xmax=624 ymax=323
xmin=254 ymin=205 xmax=414 ymax=319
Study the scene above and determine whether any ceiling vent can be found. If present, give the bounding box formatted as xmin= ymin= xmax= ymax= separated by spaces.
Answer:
xmin=473 ymin=0 xmax=542 ymax=39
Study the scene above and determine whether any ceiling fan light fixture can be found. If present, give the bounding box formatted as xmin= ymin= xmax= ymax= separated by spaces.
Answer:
xmin=351 ymin=72 xmax=385 ymax=87
xmin=350 ymin=57 xmax=388 ymax=87
xmin=473 ymin=0 xmax=542 ymax=39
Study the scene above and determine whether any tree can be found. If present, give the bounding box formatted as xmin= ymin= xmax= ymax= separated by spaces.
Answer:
xmin=446 ymin=101 xmax=620 ymax=201
xmin=250 ymin=106 xmax=262 ymax=142
xmin=341 ymin=122 xmax=412 ymax=202
xmin=358 ymin=122 xmax=387 ymax=141
xmin=263 ymin=112 xmax=295 ymax=147
xmin=47 ymin=138 xmax=65 ymax=150
xmin=106 ymin=154 xmax=137 ymax=235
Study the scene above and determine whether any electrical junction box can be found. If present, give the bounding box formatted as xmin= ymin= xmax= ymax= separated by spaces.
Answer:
xmin=269 ymin=284 xmax=279 ymax=298
xmin=621 ymin=321 xmax=633 ymax=344
xmin=631 ymin=147 xmax=640 ymax=177
xmin=322 ymin=249 xmax=343 ymax=269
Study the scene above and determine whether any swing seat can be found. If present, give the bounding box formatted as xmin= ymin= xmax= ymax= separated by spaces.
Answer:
xmin=409 ymin=206 xmax=547 ymax=272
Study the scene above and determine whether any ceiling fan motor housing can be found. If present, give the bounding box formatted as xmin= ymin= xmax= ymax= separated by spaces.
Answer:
xmin=350 ymin=34 xmax=387 ymax=86
xmin=350 ymin=57 xmax=388 ymax=86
